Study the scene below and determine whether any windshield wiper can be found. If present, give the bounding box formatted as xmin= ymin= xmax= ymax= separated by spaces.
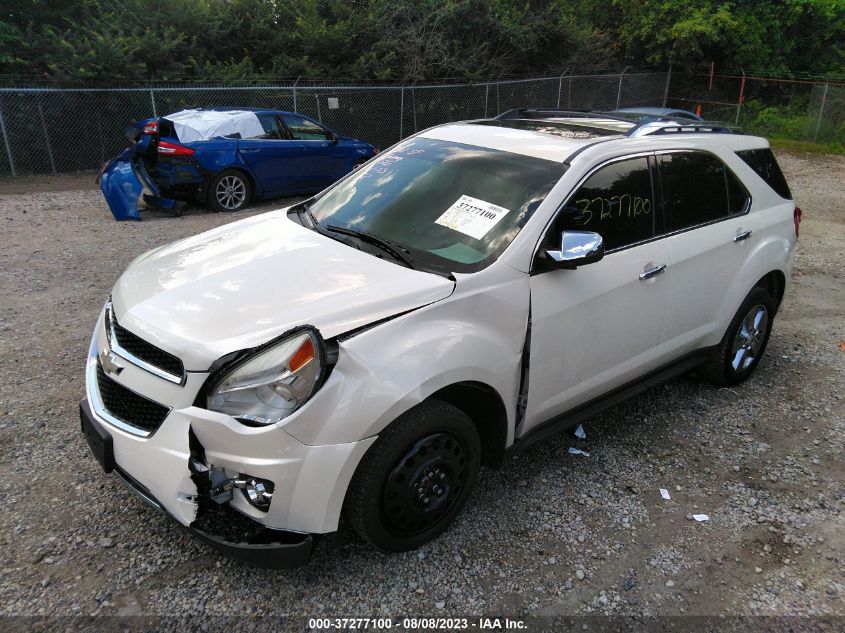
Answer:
xmin=325 ymin=225 xmax=415 ymax=269
xmin=296 ymin=203 xmax=320 ymax=229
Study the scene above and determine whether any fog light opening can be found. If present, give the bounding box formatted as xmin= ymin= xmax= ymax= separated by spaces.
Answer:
xmin=233 ymin=476 xmax=274 ymax=510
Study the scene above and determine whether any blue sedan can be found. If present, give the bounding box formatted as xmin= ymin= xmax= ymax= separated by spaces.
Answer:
xmin=607 ymin=107 xmax=703 ymax=122
xmin=100 ymin=108 xmax=378 ymax=220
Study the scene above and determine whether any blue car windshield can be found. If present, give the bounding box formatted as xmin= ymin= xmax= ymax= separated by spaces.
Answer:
xmin=308 ymin=137 xmax=567 ymax=274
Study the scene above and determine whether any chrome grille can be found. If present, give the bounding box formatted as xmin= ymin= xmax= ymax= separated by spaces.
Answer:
xmin=106 ymin=303 xmax=185 ymax=384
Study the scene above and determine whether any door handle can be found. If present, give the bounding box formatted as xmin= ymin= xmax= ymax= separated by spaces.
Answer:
xmin=639 ymin=264 xmax=667 ymax=281
xmin=240 ymin=148 xmax=261 ymax=153
xmin=734 ymin=229 xmax=753 ymax=242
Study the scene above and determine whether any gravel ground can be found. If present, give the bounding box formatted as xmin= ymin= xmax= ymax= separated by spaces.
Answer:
xmin=0 ymin=152 xmax=842 ymax=622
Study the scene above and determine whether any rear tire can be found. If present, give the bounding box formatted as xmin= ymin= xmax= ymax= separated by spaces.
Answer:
xmin=704 ymin=286 xmax=776 ymax=386
xmin=345 ymin=400 xmax=481 ymax=552
xmin=207 ymin=169 xmax=251 ymax=212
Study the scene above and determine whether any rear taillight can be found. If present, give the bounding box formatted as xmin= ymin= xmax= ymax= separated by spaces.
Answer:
xmin=143 ymin=120 xmax=158 ymax=135
xmin=157 ymin=140 xmax=195 ymax=156
xmin=794 ymin=206 xmax=803 ymax=238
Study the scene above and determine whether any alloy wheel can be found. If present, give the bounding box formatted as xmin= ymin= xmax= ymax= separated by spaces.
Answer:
xmin=216 ymin=175 xmax=247 ymax=210
xmin=730 ymin=304 xmax=768 ymax=372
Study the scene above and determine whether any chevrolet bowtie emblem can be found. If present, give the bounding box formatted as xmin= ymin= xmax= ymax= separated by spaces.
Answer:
xmin=99 ymin=349 xmax=124 ymax=377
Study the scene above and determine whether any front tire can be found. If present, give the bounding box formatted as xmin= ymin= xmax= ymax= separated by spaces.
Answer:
xmin=704 ymin=286 xmax=776 ymax=386
xmin=345 ymin=400 xmax=481 ymax=552
xmin=207 ymin=169 xmax=251 ymax=212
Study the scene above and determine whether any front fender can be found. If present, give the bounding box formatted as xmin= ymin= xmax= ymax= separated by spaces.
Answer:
xmin=281 ymin=269 xmax=530 ymax=447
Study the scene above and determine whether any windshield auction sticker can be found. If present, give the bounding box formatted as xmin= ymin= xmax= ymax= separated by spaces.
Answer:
xmin=435 ymin=195 xmax=511 ymax=240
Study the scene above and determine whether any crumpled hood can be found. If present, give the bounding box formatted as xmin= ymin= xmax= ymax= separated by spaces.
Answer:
xmin=111 ymin=210 xmax=454 ymax=370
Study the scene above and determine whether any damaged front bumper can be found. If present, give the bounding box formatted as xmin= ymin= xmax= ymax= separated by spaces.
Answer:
xmin=79 ymin=398 xmax=315 ymax=568
xmin=80 ymin=313 xmax=376 ymax=568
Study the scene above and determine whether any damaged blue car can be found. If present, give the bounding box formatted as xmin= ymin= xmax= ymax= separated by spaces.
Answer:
xmin=99 ymin=108 xmax=378 ymax=220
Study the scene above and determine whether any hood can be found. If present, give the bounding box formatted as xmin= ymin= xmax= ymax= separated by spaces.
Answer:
xmin=111 ymin=211 xmax=454 ymax=370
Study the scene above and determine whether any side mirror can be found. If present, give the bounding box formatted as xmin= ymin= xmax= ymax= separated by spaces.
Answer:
xmin=326 ymin=131 xmax=339 ymax=144
xmin=543 ymin=230 xmax=604 ymax=269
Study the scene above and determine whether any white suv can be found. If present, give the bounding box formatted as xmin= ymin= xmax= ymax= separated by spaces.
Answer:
xmin=80 ymin=109 xmax=800 ymax=567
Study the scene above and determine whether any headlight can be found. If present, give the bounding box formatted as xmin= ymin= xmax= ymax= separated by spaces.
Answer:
xmin=206 ymin=329 xmax=323 ymax=425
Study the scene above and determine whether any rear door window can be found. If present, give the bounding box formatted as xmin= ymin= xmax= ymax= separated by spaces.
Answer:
xmin=553 ymin=156 xmax=655 ymax=251
xmin=657 ymin=152 xmax=749 ymax=232
xmin=248 ymin=115 xmax=285 ymax=140
xmin=736 ymin=148 xmax=792 ymax=199
xmin=282 ymin=114 xmax=329 ymax=141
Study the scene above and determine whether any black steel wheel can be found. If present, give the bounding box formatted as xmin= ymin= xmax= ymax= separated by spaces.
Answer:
xmin=345 ymin=400 xmax=481 ymax=552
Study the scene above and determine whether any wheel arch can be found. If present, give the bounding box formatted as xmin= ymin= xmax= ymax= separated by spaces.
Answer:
xmin=753 ymin=270 xmax=786 ymax=311
xmin=427 ymin=381 xmax=508 ymax=468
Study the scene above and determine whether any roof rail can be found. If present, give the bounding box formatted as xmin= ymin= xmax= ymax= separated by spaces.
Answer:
xmin=495 ymin=108 xmax=638 ymax=124
xmin=627 ymin=121 xmax=741 ymax=137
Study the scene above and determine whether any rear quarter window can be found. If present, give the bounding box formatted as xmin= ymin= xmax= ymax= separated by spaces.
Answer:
xmin=736 ymin=148 xmax=792 ymax=199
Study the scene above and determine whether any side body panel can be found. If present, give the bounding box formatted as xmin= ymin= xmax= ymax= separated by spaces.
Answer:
xmin=656 ymin=146 xmax=796 ymax=359
xmin=522 ymin=239 xmax=670 ymax=432
xmin=236 ymin=138 xmax=303 ymax=196
xmin=657 ymin=211 xmax=762 ymax=360
xmin=281 ymin=264 xmax=530 ymax=448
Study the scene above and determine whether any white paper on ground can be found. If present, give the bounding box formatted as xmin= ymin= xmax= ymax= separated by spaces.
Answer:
xmin=434 ymin=195 xmax=511 ymax=240
xmin=660 ymin=488 xmax=671 ymax=500
xmin=692 ymin=514 xmax=710 ymax=522
xmin=574 ymin=424 xmax=586 ymax=439
xmin=568 ymin=447 xmax=591 ymax=457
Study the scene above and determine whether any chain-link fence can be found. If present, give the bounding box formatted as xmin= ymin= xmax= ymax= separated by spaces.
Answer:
xmin=0 ymin=69 xmax=842 ymax=177
xmin=665 ymin=70 xmax=845 ymax=145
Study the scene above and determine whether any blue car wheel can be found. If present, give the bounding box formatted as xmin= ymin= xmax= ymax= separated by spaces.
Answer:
xmin=207 ymin=169 xmax=252 ymax=212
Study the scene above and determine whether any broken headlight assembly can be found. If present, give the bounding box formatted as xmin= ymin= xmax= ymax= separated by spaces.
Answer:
xmin=206 ymin=328 xmax=324 ymax=426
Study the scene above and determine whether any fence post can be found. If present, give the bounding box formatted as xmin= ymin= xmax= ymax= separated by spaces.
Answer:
xmin=616 ymin=66 xmax=629 ymax=109
xmin=662 ymin=63 xmax=673 ymax=107
xmin=399 ymin=87 xmax=405 ymax=139
xmin=412 ymin=87 xmax=417 ymax=133
xmin=496 ymin=82 xmax=500 ymax=116
xmin=97 ymin=120 xmax=106 ymax=164
xmin=0 ymin=101 xmax=16 ymax=178
xmin=315 ymin=94 xmax=322 ymax=122
xmin=813 ymin=82 xmax=830 ymax=142
xmin=293 ymin=76 xmax=301 ymax=113
xmin=557 ymin=74 xmax=563 ymax=108
xmin=484 ymin=83 xmax=489 ymax=118
xmin=37 ymin=102 xmax=57 ymax=175
xmin=735 ymin=69 xmax=746 ymax=125
xmin=149 ymin=88 xmax=157 ymax=117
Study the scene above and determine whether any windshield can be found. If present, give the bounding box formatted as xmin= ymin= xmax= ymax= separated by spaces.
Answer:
xmin=308 ymin=137 xmax=567 ymax=274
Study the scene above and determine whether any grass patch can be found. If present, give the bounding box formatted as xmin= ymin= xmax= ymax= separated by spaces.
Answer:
xmin=769 ymin=138 xmax=845 ymax=155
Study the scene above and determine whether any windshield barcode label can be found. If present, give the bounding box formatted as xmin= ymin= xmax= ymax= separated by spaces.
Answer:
xmin=435 ymin=195 xmax=511 ymax=240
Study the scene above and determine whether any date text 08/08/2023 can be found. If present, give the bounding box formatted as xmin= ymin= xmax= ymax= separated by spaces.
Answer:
xmin=307 ymin=617 xmax=527 ymax=630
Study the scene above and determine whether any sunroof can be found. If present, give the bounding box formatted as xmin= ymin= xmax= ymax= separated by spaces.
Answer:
xmin=471 ymin=119 xmax=621 ymax=138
